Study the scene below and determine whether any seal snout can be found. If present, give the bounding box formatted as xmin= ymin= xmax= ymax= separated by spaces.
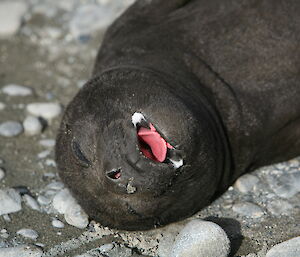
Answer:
xmin=132 ymin=112 xmax=183 ymax=168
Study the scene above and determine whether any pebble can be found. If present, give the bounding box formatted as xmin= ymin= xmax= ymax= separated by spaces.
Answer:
xmin=69 ymin=4 xmax=116 ymax=38
xmin=0 ymin=1 xmax=28 ymax=37
xmin=0 ymin=102 xmax=5 ymax=110
xmin=232 ymin=202 xmax=264 ymax=218
xmin=17 ymin=228 xmax=39 ymax=240
xmin=23 ymin=116 xmax=43 ymax=135
xmin=45 ymin=159 xmax=56 ymax=167
xmin=0 ymin=245 xmax=43 ymax=257
xmin=26 ymin=102 xmax=62 ymax=120
xmin=39 ymin=139 xmax=55 ymax=148
xmin=46 ymin=181 xmax=64 ymax=191
xmin=0 ymin=168 xmax=5 ymax=181
xmin=23 ymin=194 xmax=41 ymax=212
xmin=0 ymin=188 xmax=22 ymax=215
xmin=37 ymin=195 xmax=52 ymax=205
xmin=0 ymin=121 xmax=23 ymax=137
xmin=51 ymin=218 xmax=65 ymax=228
xmin=171 ymin=219 xmax=230 ymax=257
xmin=52 ymin=189 xmax=76 ymax=214
xmin=37 ymin=150 xmax=51 ymax=159
xmin=233 ymin=174 xmax=259 ymax=193
xmin=2 ymin=84 xmax=32 ymax=96
xmin=267 ymin=199 xmax=293 ymax=216
xmin=266 ymin=236 xmax=300 ymax=257
xmin=99 ymin=243 xmax=114 ymax=252
xmin=265 ymin=171 xmax=300 ymax=198
xmin=64 ymin=203 xmax=89 ymax=229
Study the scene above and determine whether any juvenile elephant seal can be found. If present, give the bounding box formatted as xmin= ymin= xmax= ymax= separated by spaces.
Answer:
xmin=56 ymin=0 xmax=300 ymax=230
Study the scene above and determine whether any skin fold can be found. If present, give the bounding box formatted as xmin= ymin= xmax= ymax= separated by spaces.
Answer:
xmin=56 ymin=0 xmax=300 ymax=230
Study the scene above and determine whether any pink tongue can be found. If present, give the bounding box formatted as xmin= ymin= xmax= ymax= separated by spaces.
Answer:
xmin=137 ymin=124 xmax=173 ymax=162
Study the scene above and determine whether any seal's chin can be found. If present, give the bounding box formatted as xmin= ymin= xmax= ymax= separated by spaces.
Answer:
xmin=132 ymin=112 xmax=183 ymax=169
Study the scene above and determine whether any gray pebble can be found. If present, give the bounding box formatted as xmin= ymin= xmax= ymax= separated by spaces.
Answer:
xmin=45 ymin=159 xmax=56 ymax=167
xmin=99 ymin=243 xmax=114 ymax=252
xmin=23 ymin=194 xmax=41 ymax=212
xmin=0 ymin=167 xmax=5 ymax=181
xmin=37 ymin=195 xmax=52 ymax=206
xmin=0 ymin=245 xmax=43 ymax=257
xmin=266 ymin=236 xmax=300 ymax=257
xmin=46 ymin=181 xmax=64 ymax=191
xmin=171 ymin=219 xmax=230 ymax=257
xmin=0 ymin=121 xmax=23 ymax=137
xmin=0 ymin=102 xmax=5 ymax=110
xmin=39 ymin=139 xmax=55 ymax=148
xmin=233 ymin=174 xmax=259 ymax=193
xmin=26 ymin=102 xmax=62 ymax=120
xmin=3 ymin=214 xmax=11 ymax=222
xmin=0 ymin=2 xmax=28 ymax=37
xmin=51 ymin=218 xmax=65 ymax=228
xmin=64 ymin=203 xmax=89 ymax=229
xmin=267 ymin=199 xmax=293 ymax=216
xmin=0 ymin=188 xmax=22 ymax=215
xmin=23 ymin=116 xmax=43 ymax=135
xmin=17 ymin=228 xmax=39 ymax=240
xmin=52 ymin=189 xmax=76 ymax=214
xmin=2 ymin=84 xmax=32 ymax=96
xmin=232 ymin=202 xmax=264 ymax=218
xmin=37 ymin=150 xmax=51 ymax=159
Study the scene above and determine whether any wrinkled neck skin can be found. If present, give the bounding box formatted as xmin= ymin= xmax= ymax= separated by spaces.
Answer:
xmin=94 ymin=52 xmax=233 ymax=196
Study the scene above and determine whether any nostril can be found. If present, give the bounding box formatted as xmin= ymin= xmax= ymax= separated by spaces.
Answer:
xmin=106 ymin=168 xmax=122 ymax=179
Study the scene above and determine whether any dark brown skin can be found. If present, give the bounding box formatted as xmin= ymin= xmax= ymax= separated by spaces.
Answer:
xmin=56 ymin=0 xmax=300 ymax=230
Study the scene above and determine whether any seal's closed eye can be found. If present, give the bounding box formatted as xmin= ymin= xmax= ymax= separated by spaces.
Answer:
xmin=71 ymin=140 xmax=90 ymax=168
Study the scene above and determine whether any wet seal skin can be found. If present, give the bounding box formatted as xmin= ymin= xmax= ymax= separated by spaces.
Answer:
xmin=56 ymin=0 xmax=300 ymax=230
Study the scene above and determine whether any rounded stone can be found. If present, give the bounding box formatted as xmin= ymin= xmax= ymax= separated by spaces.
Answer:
xmin=26 ymin=102 xmax=62 ymax=120
xmin=171 ymin=219 xmax=230 ymax=257
xmin=51 ymin=218 xmax=65 ymax=228
xmin=0 ymin=121 xmax=23 ymax=137
xmin=23 ymin=116 xmax=43 ymax=135
xmin=233 ymin=174 xmax=260 ymax=193
xmin=0 ymin=188 xmax=22 ymax=215
xmin=266 ymin=236 xmax=300 ymax=257
xmin=16 ymin=228 xmax=39 ymax=240
xmin=232 ymin=202 xmax=264 ymax=218
xmin=0 ymin=245 xmax=43 ymax=257
xmin=2 ymin=84 xmax=32 ymax=96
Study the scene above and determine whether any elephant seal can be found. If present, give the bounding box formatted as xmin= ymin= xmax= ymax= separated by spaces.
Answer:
xmin=56 ymin=0 xmax=300 ymax=230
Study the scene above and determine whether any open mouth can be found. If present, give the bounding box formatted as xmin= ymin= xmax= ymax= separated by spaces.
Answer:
xmin=132 ymin=112 xmax=183 ymax=168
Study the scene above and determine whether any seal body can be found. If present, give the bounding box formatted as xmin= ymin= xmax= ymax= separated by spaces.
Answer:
xmin=56 ymin=0 xmax=300 ymax=230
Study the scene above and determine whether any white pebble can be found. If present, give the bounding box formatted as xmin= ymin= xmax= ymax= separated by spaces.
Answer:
xmin=46 ymin=181 xmax=64 ymax=191
xmin=0 ymin=121 xmax=23 ymax=137
xmin=51 ymin=218 xmax=65 ymax=228
xmin=233 ymin=174 xmax=259 ymax=193
xmin=64 ymin=203 xmax=89 ymax=229
xmin=52 ymin=189 xmax=76 ymax=214
xmin=37 ymin=150 xmax=51 ymax=159
xmin=23 ymin=116 xmax=43 ymax=135
xmin=37 ymin=195 xmax=52 ymax=205
xmin=0 ymin=102 xmax=5 ymax=110
xmin=0 ymin=168 xmax=5 ymax=181
xmin=39 ymin=139 xmax=55 ymax=147
xmin=99 ymin=243 xmax=114 ymax=252
xmin=232 ymin=202 xmax=264 ymax=218
xmin=23 ymin=194 xmax=41 ymax=211
xmin=45 ymin=159 xmax=56 ymax=167
xmin=17 ymin=228 xmax=39 ymax=240
xmin=2 ymin=84 xmax=32 ymax=96
xmin=26 ymin=102 xmax=62 ymax=120
xmin=171 ymin=219 xmax=230 ymax=257
xmin=0 ymin=188 xmax=22 ymax=215
xmin=0 ymin=245 xmax=43 ymax=257
xmin=266 ymin=236 xmax=300 ymax=257
xmin=0 ymin=1 xmax=28 ymax=37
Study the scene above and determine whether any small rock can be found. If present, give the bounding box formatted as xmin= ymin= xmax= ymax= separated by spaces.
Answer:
xmin=26 ymin=102 xmax=62 ymax=120
xmin=0 ymin=245 xmax=43 ymax=257
xmin=39 ymin=139 xmax=55 ymax=148
xmin=45 ymin=159 xmax=56 ymax=167
xmin=232 ymin=202 xmax=264 ymax=218
xmin=267 ymin=199 xmax=293 ymax=216
xmin=51 ymin=218 xmax=65 ymax=228
xmin=0 ymin=121 xmax=23 ymax=137
xmin=0 ymin=188 xmax=22 ymax=215
xmin=64 ymin=203 xmax=89 ymax=229
xmin=23 ymin=116 xmax=43 ymax=135
xmin=17 ymin=228 xmax=39 ymax=240
xmin=37 ymin=195 xmax=52 ymax=205
xmin=3 ymin=214 xmax=11 ymax=222
xmin=99 ymin=243 xmax=114 ymax=252
xmin=46 ymin=182 xmax=64 ymax=191
xmin=37 ymin=150 xmax=51 ymax=159
xmin=0 ymin=1 xmax=28 ymax=37
xmin=233 ymin=174 xmax=259 ymax=193
xmin=266 ymin=236 xmax=300 ymax=257
xmin=52 ymin=189 xmax=76 ymax=214
xmin=23 ymin=194 xmax=41 ymax=211
xmin=2 ymin=84 xmax=32 ymax=96
xmin=0 ymin=102 xmax=5 ymax=110
xmin=0 ymin=168 xmax=5 ymax=181
xmin=171 ymin=219 xmax=230 ymax=257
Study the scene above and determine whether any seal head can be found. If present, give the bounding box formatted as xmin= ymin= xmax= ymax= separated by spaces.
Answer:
xmin=56 ymin=68 xmax=227 ymax=230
